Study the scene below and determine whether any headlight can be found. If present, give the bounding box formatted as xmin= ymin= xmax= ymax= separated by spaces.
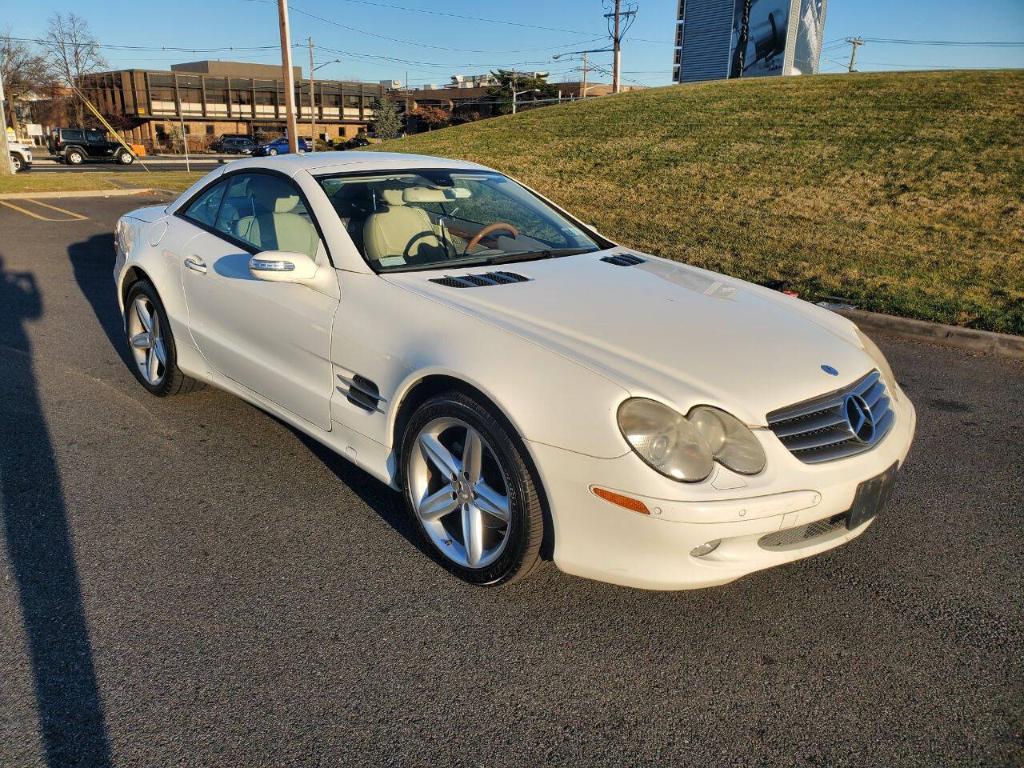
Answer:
xmin=617 ymin=399 xmax=766 ymax=482
xmin=855 ymin=327 xmax=898 ymax=399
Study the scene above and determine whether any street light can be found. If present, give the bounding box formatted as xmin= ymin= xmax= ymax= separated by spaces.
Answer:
xmin=307 ymin=55 xmax=342 ymax=153
xmin=511 ymin=88 xmax=539 ymax=115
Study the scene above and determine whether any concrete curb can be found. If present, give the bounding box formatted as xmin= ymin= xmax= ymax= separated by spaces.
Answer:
xmin=0 ymin=188 xmax=157 ymax=200
xmin=837 ymin=308 xmax=1024 ymax=361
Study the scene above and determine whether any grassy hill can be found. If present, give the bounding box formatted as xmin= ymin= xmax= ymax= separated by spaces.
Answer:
xmin=376 ymin=70 xmax=1024 ymax=335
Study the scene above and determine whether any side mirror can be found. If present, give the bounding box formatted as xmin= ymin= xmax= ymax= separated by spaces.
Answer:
xmin=249 ymin=251 xmax=318 ymax=283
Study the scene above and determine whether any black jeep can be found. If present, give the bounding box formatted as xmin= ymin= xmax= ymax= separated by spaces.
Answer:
xmin=50 ymin=128 xmax=135 ymax=165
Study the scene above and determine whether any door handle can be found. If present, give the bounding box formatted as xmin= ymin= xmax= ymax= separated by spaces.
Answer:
xmin=184 ymin=255 xmax=208 ymax=274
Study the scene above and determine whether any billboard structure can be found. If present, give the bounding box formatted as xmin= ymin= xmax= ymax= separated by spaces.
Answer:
xmin=672 ymin=0 xmax=827 ymax=84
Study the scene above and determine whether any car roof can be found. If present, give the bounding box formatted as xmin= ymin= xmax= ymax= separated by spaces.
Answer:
xmin=193 ymin=151 xmax=492 ymax=177
xmin=251 ymin=151 xmax=493 ymax=176
xmin=165 ymin=151 xmax=496 ymax=214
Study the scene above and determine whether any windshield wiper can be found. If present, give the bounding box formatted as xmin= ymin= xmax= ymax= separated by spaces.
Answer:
xmin=479 ymin=247 xmax=598 ymax=265
xmin=380 ymin=247 xmax=598 ymax=274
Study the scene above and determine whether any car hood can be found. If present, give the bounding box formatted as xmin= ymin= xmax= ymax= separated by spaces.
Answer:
xmin=384 ymin=251 xmax=874 ymax=426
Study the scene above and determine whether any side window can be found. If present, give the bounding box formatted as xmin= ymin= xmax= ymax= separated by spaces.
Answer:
xmin=63 ymin=130 xmax=83 ymax=142
xmin=85 ymin=130 xmax=105 ymax=143
xmin=183 ymin=181 xmax=227 ymax=228
xmin=213 ymin=173 xmax=321 ymax=259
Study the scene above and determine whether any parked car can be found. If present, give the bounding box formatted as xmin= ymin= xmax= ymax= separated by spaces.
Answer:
xmin=211 ymin=133 xmax=252 ymax=153
xmin=112 ymin=153 xmax=916 ymax=590
xmin=50 ymin=127 xmax=134 ymax=165
xmin=219 ymin=137 xmax=256 ymax=155
xmin=343 ymin=135 xmax=371 ymax=150
xmin=8 ymin=140 xmax=32 ymax=172
xmin=252 ymin=137 xmax=308 ymax=156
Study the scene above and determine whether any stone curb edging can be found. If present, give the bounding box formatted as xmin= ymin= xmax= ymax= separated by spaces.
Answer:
xmin=837 ymin=308 xmax=1024 ymax=361
xmin=0 ymin=188 xmax=158 ymax=200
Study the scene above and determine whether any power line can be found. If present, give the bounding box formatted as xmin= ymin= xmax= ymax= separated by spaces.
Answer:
xmin=264 ymin=1 xmax=610 ymax=54
xmin=313 ymin=43 xmax=556 ymax=73
xmin=5 ymin=35 xmax=281 ymax=53
xmin=292 ymin=0 xmax=604 ymax=37
xmin=860 ymin=37 xmax=1024 ymax=47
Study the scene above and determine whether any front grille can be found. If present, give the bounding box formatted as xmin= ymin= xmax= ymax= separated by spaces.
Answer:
xmin=429 ymin=271 xmax=530 ymax=288
xmin=759 ymin=513 xmax=848 ymax=549
xmin=767 ymin=370 xmax=894 ymax=464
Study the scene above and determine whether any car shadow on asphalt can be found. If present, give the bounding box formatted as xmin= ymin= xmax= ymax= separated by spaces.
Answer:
xmin=288 ymin=427 xmax=438 ymax=561
xmin=67 ymin=233 xmax=134 ymax=370
xmin=0 ymin=256 xmax=113 ymax=767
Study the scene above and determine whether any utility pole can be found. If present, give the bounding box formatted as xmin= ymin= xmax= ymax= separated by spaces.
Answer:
xmin=581 ymin=52 xmax=589 ymax=98
xmin=0 ymin=68 xmax=12 ymax=176
xmin=604 ymin=0 xmax=636 ymax=94
xmin=277 ymin=0 xmax=299 ymax=154
xmin=612 ymin=0 xmax=622 ymax=93
xmin=846 ymin=37 xmax=864 ymax=73
xmin=308 ymin=36 xmax=316 ymax=152
xmin=178 ymin=109 xmax=191 ymax=173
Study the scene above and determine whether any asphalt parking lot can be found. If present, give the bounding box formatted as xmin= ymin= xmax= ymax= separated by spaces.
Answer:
xmin=0 ymin=195 xmax=1021 ymax=768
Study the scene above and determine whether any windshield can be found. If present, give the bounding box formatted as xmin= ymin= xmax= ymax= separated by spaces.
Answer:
xmin=316 ymin=169 xmax=602 ymax=271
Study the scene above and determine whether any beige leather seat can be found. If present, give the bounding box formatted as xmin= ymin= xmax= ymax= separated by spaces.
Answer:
xmin=234 ymin=195 xmax=320 ymax=258
xmin=362 ymin=188 xmax=446 ymax=265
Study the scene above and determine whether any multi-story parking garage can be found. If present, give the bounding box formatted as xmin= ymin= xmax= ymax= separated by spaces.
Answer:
xmin=78 ymin=60 xmax=392 ymax=149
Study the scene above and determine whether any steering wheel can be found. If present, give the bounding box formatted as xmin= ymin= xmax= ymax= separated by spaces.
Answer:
xmin=466 ymin=222 xmax=519 ymax=252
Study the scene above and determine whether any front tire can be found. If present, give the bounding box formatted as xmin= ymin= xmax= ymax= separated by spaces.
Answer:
xmin=10 ymin=154 xmax=22 ymax=172
xmin=117 ymin=150 xmax=135 ymax=165
xmin=268 ymin=148 xmax=278 ymax=156
xmin=401 ymin=391 xmax=544 ymax=586
xmin=123 ymin=280 xmax=202 ymax=396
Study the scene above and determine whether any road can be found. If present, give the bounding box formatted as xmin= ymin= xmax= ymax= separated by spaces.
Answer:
xmin=0 ymin=196 xmax=1021 ymax=768
xmin=26 ymin=156 xmax=227 ymax=174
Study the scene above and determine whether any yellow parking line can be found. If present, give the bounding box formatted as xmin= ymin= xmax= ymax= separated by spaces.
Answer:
xmin=0 ymin=200 xmax=57 ymax=220
xmin=0 ymin=198 xmax=88 ymax=222
xmin=22 ymin=199 xmax=89 ymax=221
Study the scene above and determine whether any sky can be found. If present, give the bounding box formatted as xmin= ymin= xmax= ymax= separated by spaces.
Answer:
xmin=4 ymin=0 xmax=1023 ymax=87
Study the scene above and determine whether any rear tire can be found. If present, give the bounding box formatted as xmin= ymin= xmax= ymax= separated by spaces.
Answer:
xmin=123 ymin=280 xmax=203 ymax=396
xmin=66 ymin=148 xmax=85 ymax=165
xmin=400 ymin=391 xmax=544 ymax=587
xmin=268 ymin=148 xmax=278 ymax=156
xmin=10 ymin=154 xmax=22 ymax=173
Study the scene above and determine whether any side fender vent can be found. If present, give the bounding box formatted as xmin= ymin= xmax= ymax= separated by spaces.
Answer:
xmin=429 ymin=271 xmax=530 ymax=288
xmin=601 ymin=253 xmax=645 ymax=267
xmin=337 ymin=373 xmax=384 ymax=413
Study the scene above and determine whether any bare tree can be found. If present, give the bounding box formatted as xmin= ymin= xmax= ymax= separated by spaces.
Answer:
xmin=1 ymin=30 xmax=51 ymax=132
xmin=44 ymin=13 xmax=106 ymax=126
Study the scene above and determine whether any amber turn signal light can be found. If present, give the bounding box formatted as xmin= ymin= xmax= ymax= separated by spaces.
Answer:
xmin=591 ymin=487 xmax=650 ymax=515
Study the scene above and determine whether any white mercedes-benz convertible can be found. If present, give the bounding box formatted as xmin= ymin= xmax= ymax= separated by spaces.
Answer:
xmin=113 ymin=152 xmax=916 ymax=590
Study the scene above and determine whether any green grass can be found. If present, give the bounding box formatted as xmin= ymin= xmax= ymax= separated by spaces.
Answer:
xmin=374 ymin=70 xmax=1024 ymax=335
xmin=0 ymin=171 xmax=202 ymax=195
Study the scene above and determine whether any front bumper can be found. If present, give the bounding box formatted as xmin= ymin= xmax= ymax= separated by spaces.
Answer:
xmin=529 ymin=390 xmax=916 ymax=590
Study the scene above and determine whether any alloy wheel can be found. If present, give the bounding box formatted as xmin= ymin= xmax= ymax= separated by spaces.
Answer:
xmin=127 ymin=296 xmax=167 ymax=386
xmin=407 ymin=417 xmax=512 ymax=569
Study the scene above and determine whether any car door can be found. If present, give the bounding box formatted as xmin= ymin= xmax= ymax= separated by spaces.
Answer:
xmin=177 ymin=171 xmax=340 ymax=430
xmin=84 ymin=129 xmax=113 ymax=160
